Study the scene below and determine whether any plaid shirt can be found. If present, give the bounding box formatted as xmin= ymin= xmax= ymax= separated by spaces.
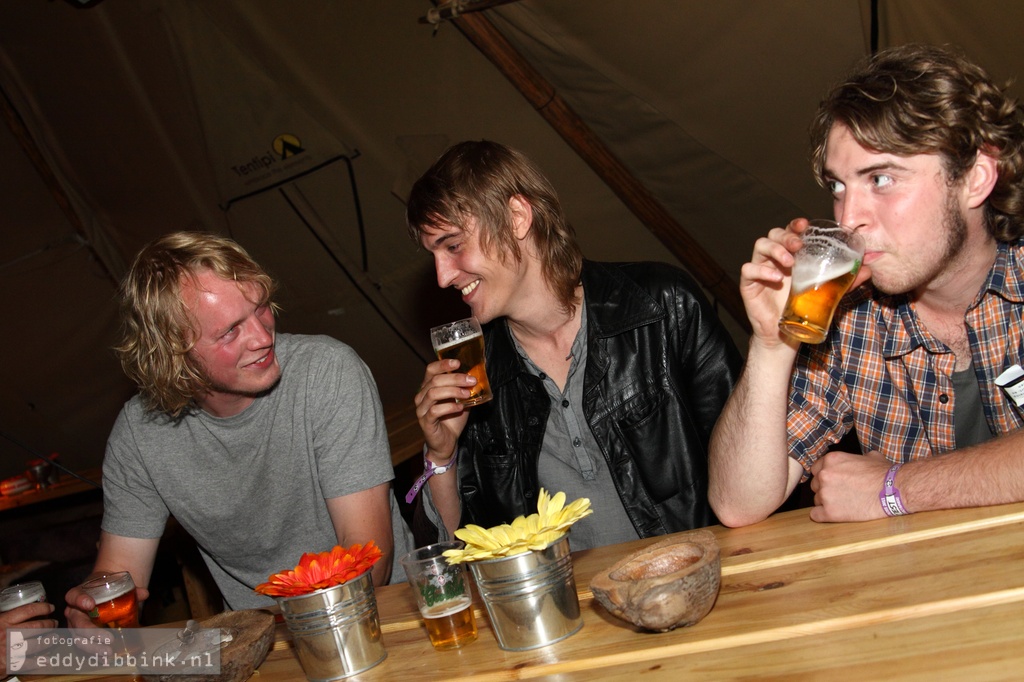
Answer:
xmin=789 ymin=240 xmax=1024 ymax=472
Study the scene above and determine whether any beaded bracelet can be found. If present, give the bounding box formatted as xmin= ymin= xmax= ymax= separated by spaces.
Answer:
xmin=879 ymin=463 xmax=909 ymax=516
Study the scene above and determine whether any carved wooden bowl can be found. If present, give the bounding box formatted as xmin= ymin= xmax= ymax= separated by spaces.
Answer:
xmin=140 ymin=609 xmax=275 ymax=682
xmin=590 ymin=529 xmax=720 ymax=632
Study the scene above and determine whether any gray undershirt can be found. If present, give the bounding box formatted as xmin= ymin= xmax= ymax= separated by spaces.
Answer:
xmin=953 ymin=362 xmax=994 ymax=449
xmin=511 ymin=301 xmax=640 ymax=552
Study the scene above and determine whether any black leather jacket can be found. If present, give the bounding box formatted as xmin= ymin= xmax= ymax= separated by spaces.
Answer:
xmin=454 ymin=261 xmax=743 ymax=537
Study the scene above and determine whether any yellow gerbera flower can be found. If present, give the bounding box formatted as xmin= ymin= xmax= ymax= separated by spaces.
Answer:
xmin=443 ymin=489 xmax=593 ymax=564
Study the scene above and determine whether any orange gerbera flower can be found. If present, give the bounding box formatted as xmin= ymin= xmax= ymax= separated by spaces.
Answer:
xmin=254 ymin=541 xmax=383 ymax=597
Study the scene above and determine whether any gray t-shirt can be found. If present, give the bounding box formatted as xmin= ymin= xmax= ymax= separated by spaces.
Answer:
xmin=101 ymin=333 xmax=410 ymax=610
xmin=953 ymin=362 xmax=994 ymax=448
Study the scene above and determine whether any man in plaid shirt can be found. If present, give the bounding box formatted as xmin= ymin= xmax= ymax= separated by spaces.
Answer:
xmin=709 ymin=44 xmax=1024 ymax=526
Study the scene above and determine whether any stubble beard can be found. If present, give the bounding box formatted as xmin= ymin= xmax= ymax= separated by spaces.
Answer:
xmin=872 ymin=190 xmax=969 ymax=296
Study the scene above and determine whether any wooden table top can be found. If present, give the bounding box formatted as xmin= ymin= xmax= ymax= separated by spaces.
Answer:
xmin=0 ymin=468 xmax=102 ymax=513
xmin=45 ymin=501 xmax=1024 ymax=681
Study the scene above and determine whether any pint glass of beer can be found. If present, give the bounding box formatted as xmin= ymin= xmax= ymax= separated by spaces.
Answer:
xmin=779 ymin=220 xmax=864 ymax=344
xmin=399 ymin=541 xmax=478 ymax=650
xmin=430 ymin=317 xmax=492 ymax=405
xmin=0 ymin=581 xmax=46 ymax=612
xmin=81 ymin=571 xmax=139 ymax=629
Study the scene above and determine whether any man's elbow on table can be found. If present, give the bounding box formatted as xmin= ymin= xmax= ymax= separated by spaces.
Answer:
xmin=711 ymin=498 xmax=774 ymax=528
xmin=709 ymin=477 xmax=793 ymax=528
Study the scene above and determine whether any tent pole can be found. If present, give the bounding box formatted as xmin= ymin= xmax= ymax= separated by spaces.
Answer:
xmin=447 ymin=10 xmax=750 ymax=333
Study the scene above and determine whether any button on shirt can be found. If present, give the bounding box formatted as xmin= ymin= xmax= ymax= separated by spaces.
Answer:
xmin=789 ymin=240 xmax=1024 ymax=471
xmin=511 ymin=304 xmax=640 ymax=551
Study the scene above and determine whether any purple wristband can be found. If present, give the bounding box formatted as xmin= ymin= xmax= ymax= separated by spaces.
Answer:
xmin=879 ymin=463 xmax=909 ymax=516
xmin=405 ymin=448 xmax=457 ymax=504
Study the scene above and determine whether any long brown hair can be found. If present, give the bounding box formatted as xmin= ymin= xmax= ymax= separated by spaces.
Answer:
xmin=406 ymin=140 xmax=584 ymax=314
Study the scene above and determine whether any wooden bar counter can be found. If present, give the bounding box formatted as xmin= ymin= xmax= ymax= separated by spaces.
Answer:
xmin=263 ymin=502 xmax=1024 ymax=680
xmin=49 ymin=501 xmax=1024 ymax=681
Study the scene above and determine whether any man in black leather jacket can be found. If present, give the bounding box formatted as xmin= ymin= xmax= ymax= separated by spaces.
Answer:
xmin=406 ymin=140 xmax=742 ymax=550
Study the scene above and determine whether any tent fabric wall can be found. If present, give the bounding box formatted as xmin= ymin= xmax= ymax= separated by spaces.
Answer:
xmin=0 ymin=0 xmax=1021 ymax=478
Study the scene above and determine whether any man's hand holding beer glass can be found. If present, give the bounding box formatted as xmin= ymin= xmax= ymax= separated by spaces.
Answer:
xmin=79 ymin=572 xmax=140 ymax=629
xmin=416 ymin=317 xmax=493 ymax=463
xmin=413 ymin=317 xmax=493 ymax=537
xmin=416 ymin=357 xmax=473 ymax=460
xmin=740 ymin=218 xmax=872 ymax=348
xmin=1 ymin=582 xmax=56 ymax=671
xmin=709 ymin=217 xmax=873 ymax=527
xmin=65 ymin=570 xmax=149 ymax=629
xmin=708 ymin=215 xmax=876 ymax=522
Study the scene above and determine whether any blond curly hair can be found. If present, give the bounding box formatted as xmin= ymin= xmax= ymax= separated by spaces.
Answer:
xmin=115 ymin=232 xmax=278 ymax=417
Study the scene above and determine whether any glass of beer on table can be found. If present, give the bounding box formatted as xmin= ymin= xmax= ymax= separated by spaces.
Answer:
xmin=430 ymin=316 xmax=492 ymax=405
xmin=81 ymin=571 xmax=139 ymax=629
xmin=399 ymin=541 xmax=478 ymax=650
xmin=0 ymin=581 xmax=46 ymax=612
xmin=778 ymin=220 xmax=864 ymax=344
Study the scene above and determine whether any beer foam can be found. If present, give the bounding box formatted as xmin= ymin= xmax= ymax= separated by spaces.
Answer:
xmin=791 ymin=259 xmax=857 ymax=291
xmin=423 ymin=595 xmax=472 ymax=619
xmin=434 ymin=331 xmax=482 ymax=352
xmin=803 ymin=232 xmax=859 ymax=256
xmin=0 ymin=582 xmax=46 ymax=611
xmin=82 ymin=577 xmax=133 ymax=602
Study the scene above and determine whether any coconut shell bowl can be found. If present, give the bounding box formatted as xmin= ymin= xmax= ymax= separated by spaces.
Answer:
xmin=590 ymin=529 xmax=721 ymax=632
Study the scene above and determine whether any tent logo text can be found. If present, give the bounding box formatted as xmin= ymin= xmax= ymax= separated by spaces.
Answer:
xmin=230 ymin=133 xmax=306 ymax=177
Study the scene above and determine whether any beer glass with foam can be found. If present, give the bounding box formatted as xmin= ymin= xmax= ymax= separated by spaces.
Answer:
xmin=0 ymin=581 xmax=46 ymax=612
xmin=779 ymin=220 xmax=864 ymax=344
xmin=81 ymin=571 xmax=139 ymax=629
xmin=430 ymin=317 xmax=492 ymax=405
xmin=399 ymin=541 xmax=478 ymax=650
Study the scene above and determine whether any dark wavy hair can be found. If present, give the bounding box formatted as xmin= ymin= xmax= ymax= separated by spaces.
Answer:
xmin=810 ymin=43 xmax=1024 ymax=241
xmin=405 ymin=140 xmax=583 ymax=314
xmin=115 ymin=231 xmax=278 ymax=417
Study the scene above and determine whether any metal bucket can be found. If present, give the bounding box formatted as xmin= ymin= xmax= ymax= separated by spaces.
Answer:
xmin=468 ymin=534 xmax=583 ymax=651
xmin=276 ymin=571 xmax=386 ymax=681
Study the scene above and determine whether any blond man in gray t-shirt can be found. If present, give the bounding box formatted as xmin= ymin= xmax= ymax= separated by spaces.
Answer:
xmin=65 ymin=232 xmax=410 ymax=622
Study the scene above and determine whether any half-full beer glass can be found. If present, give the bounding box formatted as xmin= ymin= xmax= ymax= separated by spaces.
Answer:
xmin=779 ymin=220 xmax=864 ymax=344
xmin=399 ymin=541 xmax=478 ymax=650
xmin=81 ymin=571 xmax=139 ymax=629
xmin=430 ymin=317 xmax=492 ymax=405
